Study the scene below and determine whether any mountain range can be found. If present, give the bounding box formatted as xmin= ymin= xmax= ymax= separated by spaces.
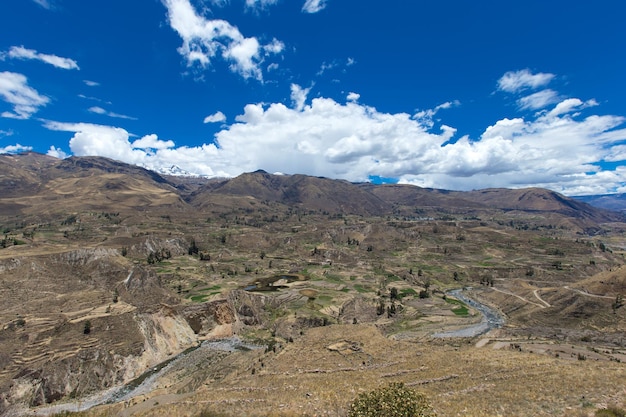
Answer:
xmin=1 ymin=152 xmax=625 ymax=416
xmin=1 ymin=152 xmax=623 ymax=231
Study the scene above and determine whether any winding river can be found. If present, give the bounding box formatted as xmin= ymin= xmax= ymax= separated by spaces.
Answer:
xmin=433 ymin=288 xmax=505 ymax=338
xmin=18 ymin=291 xmax=503 ymax=416
xmin=19 ymin=338 xmax=261 ymax=417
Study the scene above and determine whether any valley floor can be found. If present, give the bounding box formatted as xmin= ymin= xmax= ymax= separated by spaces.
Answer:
xmin=19 ymin=325 xmax=626 ymax=417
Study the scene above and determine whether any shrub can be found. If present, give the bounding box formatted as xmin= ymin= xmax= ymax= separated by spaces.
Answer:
xmin=348 ymin=382 xmax=436 ymax=417
xmin=596 ymin=407 xmax=626 ymax=417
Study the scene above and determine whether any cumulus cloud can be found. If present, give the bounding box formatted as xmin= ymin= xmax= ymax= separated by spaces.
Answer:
xmin=204 ymin=111 xmax=226 ymax=123
xmin=163 ymin=0 xmax=283 ymax=81
xmin=4 ymin=46 xmax=79 ymax=70
xmin=399 ymin=98 xmax=626 ymax=194
xmin=290 ymin=84 xmax=311 ymax=111
xmin=88 ymin=106 xmax=137 ymax=120
xmin=0 ymin=71 xmax=49 ymax=119
xmin=347 ymin=92 xmax=360 ymax=102
xmin=263 ymin=38 xmax=285 ymax=55
xmin=44 ymin=76 xmax=626 ymax=195
xmin=302 ymin=0 xmax=328 ymax=13
xmin=47 ymin=145 xmax=68 ymax=159
xmin=497 ymin=69 xmax=554 ymax=93
xmin=0 ymin=144 xmax=32 ymax=154
xmin=43 ymin=121 xmax=228 ymax=177
xmin=131 ymin=134 xmax=175 ymax=150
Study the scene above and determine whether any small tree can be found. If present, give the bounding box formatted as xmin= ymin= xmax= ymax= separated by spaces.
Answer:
xmin=613 ymin=294 xmax=624 ymax=313
xmin=83 ymin=320 xmax=91 ymax=335
xmin=347 ymin=382 xmax=436 ymax=417
xmin=390 ymin=287 xmax=399 ymax=300
xmin=188 ymin=238 xmax=199 ymax=256
xmin=376 ymin=299 xmax=385 ymax=316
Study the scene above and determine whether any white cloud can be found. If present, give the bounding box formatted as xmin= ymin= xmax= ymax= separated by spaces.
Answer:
xmin=31 ymin=0 xmax=51 ymax=9
xmin=517 ymin=89 xmax=560 ymax=110
xmin=316 ymin=61 xmax=337 ymax=76
xmin=132 ymin=134 xmax=175 ymax=150
xmin=163 ymin=0 xmax=283 ymax=81
xmin=263 ymin=38 xmax=285 ymax=55
xmin=5 ymin=46 xmax=79 ymax=70
xmin=88 ymin=106 xmax=137 ymax=120
xmin=45 ymin=83 xmax=626 ymax=195
xmin=302 ymin=0 xmax=328 ymax=13
xmin=43 ymin=121 xmax=227 ymax=177
xmin=79 ymin=94 xmax=111 ymax=104
xmin=0 ymin=129 xmax=13 ymax=138
xmin=83 ymin=80 xmax=100 ymax=87
xmin=0 ymin=71 xmax=49 ymax=119
xmin=0 ymin=144 xmax=32 ymax=154
xmin=204 ymin=111 xmax=226 ymax=123
xmin=547 ymin=98 xmax=597 ymax=118
xmin=290 ymin=84 xmax=311 ymax=111
xmin=497 ymin=69 xmax=555 ymax=93
xmin=245 ymin=0 xmax=279 ymax=10
xmin=347 ymin=92 xmax=360 ymax=102
xmin=414 ymin=100 xmax=460 ymax=129
xmin=47 ymin=145 xmax=68 ymax=159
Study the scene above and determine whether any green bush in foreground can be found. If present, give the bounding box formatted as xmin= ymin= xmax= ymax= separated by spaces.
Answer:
xmin=596 ymin=407 xmax=626 ymax=417
xmin=348 ymin=382 xmax=436 ymax=417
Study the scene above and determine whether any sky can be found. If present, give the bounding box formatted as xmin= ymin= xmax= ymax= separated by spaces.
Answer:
xmin=1 ymin=0 xmax=626 ymax=196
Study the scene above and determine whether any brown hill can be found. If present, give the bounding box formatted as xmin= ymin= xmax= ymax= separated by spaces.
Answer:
xmin=361 ymin=183 xmax=486 ymax=212
xmin=0 ymin=153 xmax=185 ymax=218
xmin=0 ymin=152 xmax=58 ymax=198
xmin=190 ymin=170 xmax=390 ymax=216
xmin=1 ymin=153 xmax=622 ymax=229
xmin=458 ymin=187 xmax=622 ymax=232
xmin=1 ymin=153 xmax=626 ymax=416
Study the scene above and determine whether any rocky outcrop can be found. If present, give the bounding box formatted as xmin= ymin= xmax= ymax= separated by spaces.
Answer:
xmin=178 ymin=300 xmax=237 ymax=338
xmin=228 ymin=290 xmax=270 ymax=327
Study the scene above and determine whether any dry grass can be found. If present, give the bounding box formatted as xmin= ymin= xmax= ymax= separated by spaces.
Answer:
xmin=78 ymin=324 xmax=626 ymax=417
xmin=2 ymin=158 xmax=626 ymax=416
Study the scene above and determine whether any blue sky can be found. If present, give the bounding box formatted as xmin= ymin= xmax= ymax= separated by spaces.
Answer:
xmin=1 ymin=0 xmax=626 ymax=195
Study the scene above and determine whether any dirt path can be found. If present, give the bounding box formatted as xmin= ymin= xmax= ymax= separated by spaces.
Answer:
xmin=491 ymin=287 xmax=547 ymax=309
xmin=564 ymin=286 xmax=615 ymax=299
xmin=532 ymin=289 xmax=551 ymax=307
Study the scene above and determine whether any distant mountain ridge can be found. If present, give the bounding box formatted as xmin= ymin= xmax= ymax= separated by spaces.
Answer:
xmin=572 ymin=193 xmax=626 ymax=213
xmin=1 ymin=152 xmax=623 ymax=230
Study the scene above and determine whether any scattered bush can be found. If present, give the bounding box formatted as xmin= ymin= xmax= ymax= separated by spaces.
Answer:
xmin=596 ymin=407 xmax=626 ymax=417
xmin=347 ymin=382 xmax=436 ymax=417
xmin=196 ymin=410 xmax=233 ymax=417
